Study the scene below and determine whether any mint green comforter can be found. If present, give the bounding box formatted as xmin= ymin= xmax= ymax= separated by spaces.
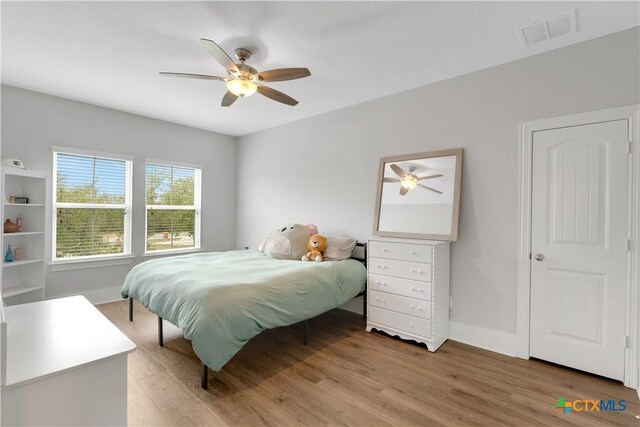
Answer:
xmin=121 ymin=250 xmax=366 ymax=371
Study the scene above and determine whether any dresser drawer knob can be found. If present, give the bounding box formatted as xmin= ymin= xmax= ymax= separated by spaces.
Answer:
xmin=418 ymin=288 xmax=425 ymax=293
xmin=375 ymin=297 xmax=380 ymax=302
xmin=410 ymin=251 xmax=417 ymax=255
xmin=418 ymin=307 xmax=423 ymax=311
xmin=376 ymin=281 xmax=381 ymax=285
xmin=410 ymin=323 xmax=415 ymax=328
xmin=382 ymin=248 xmax=388 ymax=252
xmin=376 ymin=264 xmax=388 ymax=269
xmin=382 ymin=299 xmax=386 ymax=303
xmin=410 ymin=287 xmax=417 ymax=291
xmin=410 ymin=305 xmax=415 ymax=309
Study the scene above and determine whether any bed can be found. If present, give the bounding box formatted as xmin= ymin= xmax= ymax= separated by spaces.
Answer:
xmin=121 ymin=244 xmax=367 ymax=389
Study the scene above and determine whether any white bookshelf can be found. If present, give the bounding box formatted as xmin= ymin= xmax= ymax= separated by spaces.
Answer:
xmin=1 ymin=167 xmax=46 ymax=306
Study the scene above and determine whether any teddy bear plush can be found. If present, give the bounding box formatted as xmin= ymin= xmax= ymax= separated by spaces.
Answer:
xmin=302 ymin=234 xmax=328 ymax=262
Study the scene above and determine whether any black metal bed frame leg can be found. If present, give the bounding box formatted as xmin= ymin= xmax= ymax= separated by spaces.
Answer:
xmin=303 ymin=320 xmax=308 ymax=346
xmin=129 ymin=297 xmax=133 ymax=322
xmin=158 ymin=316 xmax=164 ymax=347
xmin=363 ymin=291 xmax=367 ymax=320
xmin=201 ymin=364 xmax=209 ymax=389
xmin=361 ymin=242 xmax=368 ymax=321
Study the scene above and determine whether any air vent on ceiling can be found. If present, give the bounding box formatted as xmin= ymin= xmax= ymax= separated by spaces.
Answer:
xmin=519 ymin=10 xmax=577 ymax=46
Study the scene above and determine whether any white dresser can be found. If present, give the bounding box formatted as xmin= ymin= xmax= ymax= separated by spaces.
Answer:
xmin=366 ymin=237 xmax=450 ymax=351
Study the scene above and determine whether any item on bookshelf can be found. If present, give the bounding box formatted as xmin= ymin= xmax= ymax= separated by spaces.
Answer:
xmin=5 ymin=245 xmax=14 ymax=263
xmin=14 ymin=245 xmax=24 ymax=261
xmin=14 ymin=197 xmax=29 ymax=204
xmin=3 ymin=219 xmax=19 ymax=233
xmin=16 ymin=217 xmax=23 ymax=232
xmin=2 ymin=158 xmax=28 ymax=169
xmin=9 ymin=194 xmax=16 ymax=203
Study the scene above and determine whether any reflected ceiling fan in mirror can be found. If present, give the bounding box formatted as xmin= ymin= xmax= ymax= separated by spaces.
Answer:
xmin=384 ymin=164 xmax=444 ymax=196
xmin=159 ymin=38 xmax=311 ymax=107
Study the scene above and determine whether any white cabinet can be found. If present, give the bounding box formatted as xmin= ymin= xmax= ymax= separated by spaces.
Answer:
xmin=1 ymin=168 xmax=46 ymax=305
xmin=1 ymin=296 xmax=136 ymax=426
xmin=366 ymin=237 xmax=450 ymax=351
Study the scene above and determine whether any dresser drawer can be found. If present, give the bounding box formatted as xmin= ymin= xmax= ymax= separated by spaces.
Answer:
xmin=368 ymin=273 xmax=431 ymax=301
xmin=369 ymin=257 xmax=432 ymax=281
xmin=369 ymin=290 xmax=432 ymax=319
xmin=368 ymin=306 xmax=431 ymax=338
xmin=369 ymin=240 xmax=433 ymax=263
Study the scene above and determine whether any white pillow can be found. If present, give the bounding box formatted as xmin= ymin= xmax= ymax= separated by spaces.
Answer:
xmin=323 ymin=237 xmax=357 ymax=261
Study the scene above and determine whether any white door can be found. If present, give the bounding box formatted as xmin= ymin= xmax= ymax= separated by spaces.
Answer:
xmin=530 ymin=119 xmax=629 ymax=381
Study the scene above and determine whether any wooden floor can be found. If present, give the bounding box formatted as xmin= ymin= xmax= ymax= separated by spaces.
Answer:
xmin=98 ymin=300 xmax=639 ymax=426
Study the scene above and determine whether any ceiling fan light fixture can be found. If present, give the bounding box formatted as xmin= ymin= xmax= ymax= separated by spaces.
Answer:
xmin=226 ymin=78 xmax=257 ymax=97
xmin=400 ymin=175 xmax=417 ymax=189
xmin=163 ymin=38 xmax=310 ymax=106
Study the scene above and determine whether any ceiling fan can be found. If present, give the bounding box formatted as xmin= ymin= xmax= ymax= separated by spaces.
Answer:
xmin=160 ymin=38 xmax=311 ymax=107
xmin=384 ymin=164 xmax=444 ymax=196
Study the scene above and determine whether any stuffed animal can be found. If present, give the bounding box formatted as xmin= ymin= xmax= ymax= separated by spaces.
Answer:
xmin=259 ymin=224 xmax=316 ymax=260
xmin=302 ymin=234 xmax=328 ymax=262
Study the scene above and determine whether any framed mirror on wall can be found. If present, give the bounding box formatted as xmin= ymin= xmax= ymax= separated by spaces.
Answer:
xmin=373 ymin=148 xmax=463 ymax=241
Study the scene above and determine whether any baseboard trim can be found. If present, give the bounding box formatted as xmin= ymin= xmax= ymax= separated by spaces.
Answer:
xmin=52 ymin=287 xmax=361 ymax=309
xmin=49 ymin=286 xmax=123 ymax=306
xmin=449 ymin=320 xmax=517 ymax=357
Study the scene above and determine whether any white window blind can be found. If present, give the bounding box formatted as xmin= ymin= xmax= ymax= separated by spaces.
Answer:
xmin=145 ymin=161 xmax=201 ymax=253
xmin=53 ymin=148 xmax=132 ymax=261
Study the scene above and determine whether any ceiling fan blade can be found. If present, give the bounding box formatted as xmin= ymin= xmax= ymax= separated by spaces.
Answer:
xmin=159 ymin=72 xmax=226 ymax=81
xmin=221 ymin=91 xmax=238 ymax=107
xmin=418 ymin=174 xmax=444 ymax=181
xmin=390 ymin=164 xmax=406 ymax=178
xmin=200 ymin=39 xmax=238 ymax=73
xmin=383 ymin=177 xmax=400 ymax=183
xmin=257 ymin=68 xmax=311 ymax=82
xmin=256 ymin=84 xmax=298 ymax=106
xmin=417 ymin=183 xmax=443 ymax=194
xmin=399 ymin=186 xmax=409 ymax=196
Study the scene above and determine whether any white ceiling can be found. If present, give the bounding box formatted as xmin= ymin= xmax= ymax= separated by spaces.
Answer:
xmin=2 ymin=2 xmax=638 ymax=137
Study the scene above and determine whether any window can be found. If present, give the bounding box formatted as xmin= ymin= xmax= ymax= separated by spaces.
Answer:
xmin=53 ymin=147 xmax=133 ymax=261
xmin=145 ymin=161 xmax=201 ymax=253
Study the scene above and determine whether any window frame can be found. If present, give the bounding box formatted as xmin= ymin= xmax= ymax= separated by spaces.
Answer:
xmin=51 ymin=145 xmax=133 ymax=264
xmin=144 ymin=158 xmax=202 ymax=255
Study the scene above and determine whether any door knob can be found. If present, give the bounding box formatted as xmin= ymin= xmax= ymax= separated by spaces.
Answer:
xmin=534 ymin=253 xmax=545 ymax=261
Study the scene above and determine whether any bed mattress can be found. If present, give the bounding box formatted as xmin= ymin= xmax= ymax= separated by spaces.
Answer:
xmin=121 ymin=249 xmax=366 ymax=371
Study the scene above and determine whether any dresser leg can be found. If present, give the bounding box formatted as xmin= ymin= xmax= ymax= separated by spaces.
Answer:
xmin=158 ymin=316 xmax=163 ymax=347
xmin=201 ymin=364 xmax=209 ymax=389
xmin=129 ymin=298 xmax=133 ymax=322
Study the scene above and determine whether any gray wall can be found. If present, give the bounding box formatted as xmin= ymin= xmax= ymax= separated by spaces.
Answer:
xmin=236 ymin=28 xmax=640 ymax=334
xmin=1 ymin=85 xmax=237 ymax=301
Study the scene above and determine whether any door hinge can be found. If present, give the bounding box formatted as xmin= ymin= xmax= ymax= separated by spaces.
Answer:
xmin=628 ymin=140 xmax=633 ymax=155
xmin=627 ymin=238 xmax=632 ymax=252
xmin=626 ymin=335 xmax=632 ymax=349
